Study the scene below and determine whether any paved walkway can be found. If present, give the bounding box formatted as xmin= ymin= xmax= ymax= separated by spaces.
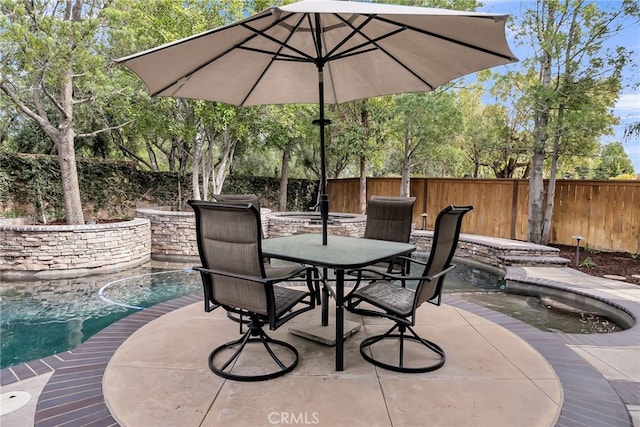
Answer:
xmin=1 ymin=266 xmax=639 ymax=426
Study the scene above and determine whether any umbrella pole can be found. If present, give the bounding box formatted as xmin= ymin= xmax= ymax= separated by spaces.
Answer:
xmin=315 ymin=15 xmax=330 ymax=246
xmin=315 ymin=68 xmax=330 ymax=246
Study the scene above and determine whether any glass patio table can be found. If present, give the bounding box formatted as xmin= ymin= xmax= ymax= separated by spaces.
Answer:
xmin=262 ymin=233 xmax=416 ymax=371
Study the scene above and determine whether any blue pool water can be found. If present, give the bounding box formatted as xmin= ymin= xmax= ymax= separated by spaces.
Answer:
xmin=0 ymin=264 xmax=201 ymax=369
xmin=0 ymin=262 xmax=623 ymax=369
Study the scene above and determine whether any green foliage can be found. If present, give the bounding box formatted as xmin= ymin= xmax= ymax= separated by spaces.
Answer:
xmin=594 ymin=142 xmax=635 ymax=178
xmin=2 ymin=0 xmax=638 ymax=221
xmin=1 ymin=151 xmax=317 ymax=219
xmin=579 ymin=257 xmax=597 ymax=269
xmin=389 ymin=91 xmax=464 ymax=178
xmin=223 ymin=175 xmax=317 ymax=212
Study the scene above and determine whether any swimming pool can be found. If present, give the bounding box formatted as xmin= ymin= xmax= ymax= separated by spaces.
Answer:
xmin=0 ymin=261 xmax=624 ymax=369
xmin=0 ymin=263 xmax=201 ymax=369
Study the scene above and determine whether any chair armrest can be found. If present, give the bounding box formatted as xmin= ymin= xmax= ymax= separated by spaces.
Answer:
xmin=194 ymin=265 xmax=313 ymax=285
xmin=350 ymin=264 xmax=456 ymax=283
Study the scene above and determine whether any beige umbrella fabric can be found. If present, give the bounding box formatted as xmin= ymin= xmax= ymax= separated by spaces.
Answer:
xmin=117 ymin=0 xmax=518 ymax=244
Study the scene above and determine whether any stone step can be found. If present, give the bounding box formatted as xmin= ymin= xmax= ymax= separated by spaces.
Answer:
xmin=497 ymin=255 xmax=570 ymax=267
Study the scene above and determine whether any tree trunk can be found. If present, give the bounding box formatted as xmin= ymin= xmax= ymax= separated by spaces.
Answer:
xmin=279 ymin=143 xmax=291 ymax=211
xmin=57 ymin=57 xmax=84 ymax=224
xmin=542 ymin=103 xmax=565 ymax=244
xmin=191 ymin=143 xmax=202 ymax=200
xmin=527 ymin=48 xmax=552 ymax=244
xmin=359 ymin=155 xmax=366 ymax=214
xmin=56 ymin=130 xmax=85 ymax=224
xmin=211 ymin=132 xmax=237 ymax=194
xmin=400 ymin=131 xmax=412 ymax=197
xmin=146 ymin=142 xmax=159 ymax=170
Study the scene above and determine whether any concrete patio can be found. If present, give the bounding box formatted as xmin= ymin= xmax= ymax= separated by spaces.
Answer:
xmin=101 ymin=300 xmax=561 ymax=426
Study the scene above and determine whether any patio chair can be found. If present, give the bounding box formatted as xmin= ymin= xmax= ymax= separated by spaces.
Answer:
xmin=188 ymin=200 xmax=317 ymax=381
xmin=212 ymin=193 xmax=261 ymax=207
xmin=353 ymin=196 xmax=416 ymax=281
xmin=213 ymin=194 xmax=322 ymax=314
xmin=345 ymin=205 xmax=473 ymax=373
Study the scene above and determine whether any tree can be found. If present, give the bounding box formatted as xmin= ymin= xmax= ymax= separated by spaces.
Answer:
xmin=391 ymin=92 xmax=462 ymax=194
xmin=330 ymin=98 xmax=391 ymax=212
xmin=235 ymin=104 xmax=310 ymax=210
xmin=594 ymin=141 xmax=635 ymax=178
xmin=106 ymin=0 xmax=253 ymax=202
xmin=0 ymin=0 xmax=133 ymax=224
xmin=519 ymin=0 xmax=639 ymax=244
xmin=624 ymin=122 xmax=640 ymax=141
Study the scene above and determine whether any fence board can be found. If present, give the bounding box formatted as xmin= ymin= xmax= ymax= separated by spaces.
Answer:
xmin=328 ymin=177 xmax=640 ymax=253
xmin=328 ymin=178 xmax=360 ymax=214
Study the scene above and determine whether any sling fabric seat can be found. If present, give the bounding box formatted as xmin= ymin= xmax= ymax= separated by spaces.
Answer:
xmin=188 ymin=200 xmax=317 ymax=381
xmin=212 ymin=194 xmax=320 ymax=310
xmin=361 ymin=195 xmax=416 ymax=277
xmin=364 ymin=196 xmax=416 ymax=243
xmin=346 ymin=205 xmax=473 ymax=373
xmin=342 ymin=196 xmax=416 ymax=305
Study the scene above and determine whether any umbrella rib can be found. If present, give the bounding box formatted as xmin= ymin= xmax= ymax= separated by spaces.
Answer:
xmin=236 ymin=46 xmax=308 ymax=62
xmin=241 ymin=14 xmax=318 ymax=63
xmin=239 ymin=12 xmax=314 ymax=106
xmin=329 ymin=27 xmax=406 ymax=61
xmin=333 ymin=14 xmax=436 ymax=90
xmin=323 ymin=14 xmax=375 ymax=61
xmin=374 ymin=15 xmax=516 ymax=62
xmin=150 ymin=30 xmax=271 ymax=97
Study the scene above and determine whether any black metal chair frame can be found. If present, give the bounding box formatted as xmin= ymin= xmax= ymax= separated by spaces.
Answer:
xmin=210 ymin=194 xmax=322 ymax=328
xmin=344 ymin=196 xmax=416 ymax=289
xmin=346 ymin=205 xmax=473 ymax=373
xmin=189 ymin=200 xmax=318 ymax=381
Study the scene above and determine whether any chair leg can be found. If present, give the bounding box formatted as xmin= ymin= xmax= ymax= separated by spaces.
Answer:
xmin=314 ymin=268 xmax=322 ymax=304
xmin=209 ymin=322 xmax=299 ymax=381
xmin=359 ymin=323 xmax=446 ymax=373
xmin=226 ymin=310 xmax=251 ymax=334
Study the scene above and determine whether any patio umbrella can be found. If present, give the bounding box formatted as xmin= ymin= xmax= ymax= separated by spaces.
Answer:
xmin=116 ymin=0 xmax=517 ymax=245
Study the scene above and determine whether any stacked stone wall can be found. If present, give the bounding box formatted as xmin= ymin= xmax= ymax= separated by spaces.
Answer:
xmin=0 ymin=219 xmax=150 ymax=280
xmin=265 ymin=212 xmax=366 ymax=238
xmin=411 ymin=230 xmax=563 ymax=267
xmin=135 ymin=208 xmax=273 ymax=262
xmin=1 ymin=209 xmax=566 ymax=280
xmin=135 ymin=209 xmax=199 ymax=262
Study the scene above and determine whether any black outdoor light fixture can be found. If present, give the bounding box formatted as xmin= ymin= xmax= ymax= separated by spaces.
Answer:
xmin=421 ymin=213 xmax=428 ymax=230
xmin=572 ymin=234 xmax=584 ymax=266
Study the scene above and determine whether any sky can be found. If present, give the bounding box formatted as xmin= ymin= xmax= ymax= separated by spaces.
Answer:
xmin=475 ymin=0 xmax=640 ymax=173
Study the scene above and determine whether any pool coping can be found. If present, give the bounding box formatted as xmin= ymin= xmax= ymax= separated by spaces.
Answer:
xmin=2 ymin=268 xmax=639 ymax=426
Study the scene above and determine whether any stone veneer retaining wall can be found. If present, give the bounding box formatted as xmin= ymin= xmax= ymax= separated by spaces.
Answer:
xmin=136 ymin=208 xmax=562 ymax=267
xmin=135 ymin=208 xmax=199 ymax=262
xmin=265 ymin=212 xmax=367 ymax=237
xmin=135 ymin=207 xmax=274 ymax=262
xmin=0 ymin=218 xmax=150 ymax=280
xmin=135 ymin=209 xmax=367 ymax=261
xmin=411 ymin=230 xmax=564 ymax=268
xmin=0 ymin=209 xmax=566 ymax=280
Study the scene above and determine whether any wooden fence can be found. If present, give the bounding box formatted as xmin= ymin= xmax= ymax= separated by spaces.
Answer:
xmin=327 ymin=177 xmax=640 ymax=254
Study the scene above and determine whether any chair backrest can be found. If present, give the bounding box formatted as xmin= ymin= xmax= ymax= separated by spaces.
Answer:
xmin=188 ymin=200 xmax=270 ymax=315
xmin=212 ymin=193 xmax=261 ymax=211
xmin=213 ymin=194 xmax=264 ymax=238
xmin=364 ymin=196 xmax=416 ymax=243
xmin=415 ymin=205 xmax=473 ymax=307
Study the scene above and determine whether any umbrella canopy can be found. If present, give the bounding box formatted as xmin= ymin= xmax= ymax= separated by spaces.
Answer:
xmin=117 ymin=0 xmax=517 ymax=244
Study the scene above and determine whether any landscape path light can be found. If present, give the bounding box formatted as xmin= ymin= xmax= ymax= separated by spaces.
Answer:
xmin=572 ymin=234 xmax=584 ymax=266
